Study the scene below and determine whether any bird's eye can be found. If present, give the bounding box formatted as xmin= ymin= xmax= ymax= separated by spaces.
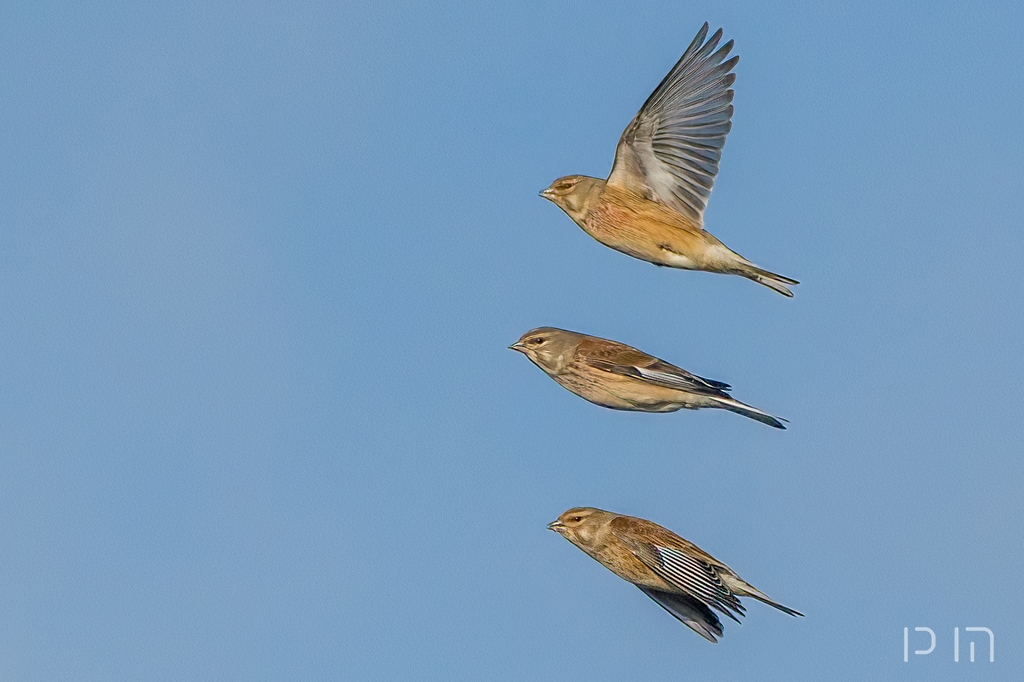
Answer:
xmin=529 ymin=337 xmax=544 ymax=345
xmin=571 ymin=516 xmax=582 ymax=523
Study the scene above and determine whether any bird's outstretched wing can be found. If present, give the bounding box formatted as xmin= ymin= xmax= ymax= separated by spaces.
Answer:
xmin=607 ymin=23 xmax=738 ymax=226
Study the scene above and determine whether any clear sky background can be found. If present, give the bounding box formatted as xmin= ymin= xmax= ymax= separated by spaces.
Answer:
xmin=2 ymin=1 xmax=1022 ymax=680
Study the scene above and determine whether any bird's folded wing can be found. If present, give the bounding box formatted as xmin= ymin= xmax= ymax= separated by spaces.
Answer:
xmin=620 ymin=536 xmax=745 ymax=622
xmin=586 ymin=356 xmax=731 ymax=395
xmin=606 ymin=22 xmax=738 ymax=225
xmin=632 ymin=361 xmax=731 ymax=392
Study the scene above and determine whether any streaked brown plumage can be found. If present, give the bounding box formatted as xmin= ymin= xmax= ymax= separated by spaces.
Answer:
xmin=510 ymin=327 xmax=786 ymax=429
xmin=541 ymin=23 xmax=798 ymax=296
xmin=548 ymin=507 xmax=803 ymax=642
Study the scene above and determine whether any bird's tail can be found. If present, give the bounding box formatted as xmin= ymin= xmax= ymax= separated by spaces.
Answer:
xmin=709 ymin=395 xmax=787 ymax=430
xmin=740 ymin=263 xmax=798 ymax=297
xmin=735 ymin=583 xmax=804 ymax=618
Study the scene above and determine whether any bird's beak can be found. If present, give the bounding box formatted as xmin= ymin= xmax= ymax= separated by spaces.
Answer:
xmin=509 ymin=342 xmax=526 ymax=353
xmin=547 ymin=520 xmax=565 ymax=532
xmin=539 ymin=188 xmax=555 ymax=201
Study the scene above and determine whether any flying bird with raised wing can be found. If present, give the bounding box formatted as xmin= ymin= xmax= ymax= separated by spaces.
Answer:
xmin=540 ymin=23 xmax=798 ymax=296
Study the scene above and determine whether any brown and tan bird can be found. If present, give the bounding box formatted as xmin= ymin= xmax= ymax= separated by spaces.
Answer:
xmin=510 ymin=327 xmax=785 ymax=428
xmin=548 ymin=507 xmax=803 ymax=642
xmin=540 ymin=23 xmax=797 ymax=296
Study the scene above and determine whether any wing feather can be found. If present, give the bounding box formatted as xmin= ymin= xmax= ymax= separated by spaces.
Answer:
xmin=607 ymin=23 xmax=738 ymax=224
xmin=638 ymin=588 xmax=724 ymax=642
xmin=575 ymin=337 xmax=731 ymax=394
xmin=614 ymin=524 xmax=746 ymax=623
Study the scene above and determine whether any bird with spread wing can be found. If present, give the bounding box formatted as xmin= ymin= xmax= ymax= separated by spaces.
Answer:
xmin=540 ymin=23 xmax=798 ymax=296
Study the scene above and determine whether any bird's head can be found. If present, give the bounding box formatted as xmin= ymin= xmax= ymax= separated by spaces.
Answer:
xmin=508 ymin=327 xmax=578 ymax=375
xmin=547 ymin=507 xmax=611 ymax=548
xmin=539 ymin=175 xmax=605 ymax=223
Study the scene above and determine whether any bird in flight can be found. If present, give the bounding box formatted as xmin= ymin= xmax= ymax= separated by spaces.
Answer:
xmin=510 ymin=327 xmax=786 ymax=429
xmin=548 ymin=507 xmax=803 ymax=642
xmin=540 ymin=23 xmax=798 ymax=296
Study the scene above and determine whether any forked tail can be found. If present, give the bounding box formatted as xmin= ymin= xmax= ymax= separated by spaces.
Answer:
xmin=737 ymin=583 xmax=805 ymax=618
xmin=742 ymin=263 xmax=799 ymax=297
xmin=710 ymin=395 xmax=787 ymax=430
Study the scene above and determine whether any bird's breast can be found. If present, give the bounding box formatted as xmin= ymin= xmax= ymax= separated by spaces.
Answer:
xmin=584 ymin=195 xmax=708 ymax=267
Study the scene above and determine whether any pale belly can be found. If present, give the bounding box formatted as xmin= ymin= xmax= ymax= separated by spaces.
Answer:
xmin=554 ymin=371 xmax=704 ymax=413
xmin=580 ymin=199 xmax=738 ymax=272
xmin=657 ymin=250 xmax=700 ymax=270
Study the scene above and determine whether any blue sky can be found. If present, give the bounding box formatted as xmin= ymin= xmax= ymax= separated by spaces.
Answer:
xmin=2 ymin=1 xmax=1022 ymax=679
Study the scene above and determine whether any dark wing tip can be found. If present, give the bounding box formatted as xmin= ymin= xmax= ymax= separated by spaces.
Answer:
xmin=640 ymin=587 xmax=724 ymax=643
xmin=699 ymin=376 xmax=732 ymax=392
xmin=686 ymin=23 xmax=711 ymax=56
